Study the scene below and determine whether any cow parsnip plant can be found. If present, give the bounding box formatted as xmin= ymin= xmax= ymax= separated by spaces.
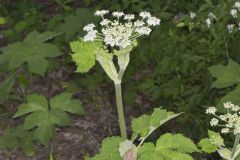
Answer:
xmin=199 ymin=102 xmax=240 ymax=160
xmin=70 ymin=10 xmax=161 ymax=138
xmin=85 ymin=108 xmax=199 ymax=160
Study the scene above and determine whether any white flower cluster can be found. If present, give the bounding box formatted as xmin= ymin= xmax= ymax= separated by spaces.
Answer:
xmin=206 ymin=102 xmax=240 ymax=135
xmin=205 ymin=12 xmax=217 ymax=28
xmin=227 ymin=1 xmax=240 ymax=33
xmin=83 ymin=10 xmax=161 ymax=48
xmin=189 ymin=1 xmax=240 ymax=34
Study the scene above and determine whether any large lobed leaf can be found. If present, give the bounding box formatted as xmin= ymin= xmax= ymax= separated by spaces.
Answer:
xmin=198 ymin=130 xmax=224 ymax=154
xmin=13 ymin=92 xmax=84 ymax=145
xmin=138 ymin=133 xmax=199 ymax=160
xmin=0 ymin=30 xmax=61 ymax=76
xmin=208 ymin=59 xmax=240 ymax=89
xmin=70 ymin=39 xmax=102 ymax=73
xmin=131 ymin=108 xmax=182 ymax=138
xmin=0 ymin=125 xmax=35 ymax=156
xmin=55 ymin=8 xmax=97 ymax=41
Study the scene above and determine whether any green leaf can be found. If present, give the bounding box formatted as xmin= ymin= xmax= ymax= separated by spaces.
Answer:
xmin=70 ymin=39 xmax=101 ymax=73
xmin=55 ymin=8 xmax=96 ymax=41
xmin=34 ymin=121 xmax=55 ymax=145
xmin=0 ymin=128 xmax=18 ymax=149
xmin=217 ymin=85 xmax=240 ymax=111
xmin=13 ymin=94 xmax=48 ymax=118
xmin=15 ymin=21 xmax=26 ymax=33
xmin=156 ymin=133 xmax=199 ymax=153
xmin=50 ymin=92 xmax=84 ymax=114
xmin=208 ymin=59 xmax=240 ymax=89
xmin=138 ymin=133 xmax=199 ymax=160
xmin=13 ymin=93 xmax=85 ymax=145
xmin=0 ymin=72 xmax=15 ymax=104
xmin=88 ymin=137 xmax=124 ymax=160
xmin=198 ymin=138 xmax=218 ymax=153
xmin=132 ymin=115 xmax=151 ymax=137
xmin=218 ymin=148 xmax=231 ymax=160
xmin=131 ymin=108 xmax=181 ymax=138
xmin=208 ymin=130 xmax=224 ymax=147
xmin=138 ymin=143 xmax=155 ymax=160
xmin=0 ymin=125 xmax=35 ymax=156
xmin=150 ymin=108 xmax=168 ymax=126
xmin=0 ymin=30 xmax=61 ymax=76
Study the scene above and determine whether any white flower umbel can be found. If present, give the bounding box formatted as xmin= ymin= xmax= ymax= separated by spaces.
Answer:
xmin=230 ymin=9 xmax=238 ymax=18
xmin=83 ymin=10 xmax=161 ymax=48
xmin=234 ymin=1 xmax=240 ymax=10
xmin=206 ymin=107 xmax=217 ymax=114
xmin=83 ymin=30 xmax=97 ymax=42
xmin=206 ymin=102 xmax=240 ymax=135
xmin=210 ymin=118 xmax=219 ymax=126
xmin=83 ymin=23 xmax=95 ymax=31
xmin=139 ymin=11 xmax=151 ymax=18
xmin=95 ymin=10 xmax=109 ymax=17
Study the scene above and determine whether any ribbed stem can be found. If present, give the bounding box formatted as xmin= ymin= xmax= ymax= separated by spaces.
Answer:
xmin=114 ymin=82 xmax=127 ymax=138
xmin=231 ymin=133 xmax=240 ymax=160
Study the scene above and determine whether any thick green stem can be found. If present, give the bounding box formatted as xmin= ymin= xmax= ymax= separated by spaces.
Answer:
xmin=114 ymin=82 xmax=127 ymax=138
xmin=231 ymin=133 xmax=240 ymax=160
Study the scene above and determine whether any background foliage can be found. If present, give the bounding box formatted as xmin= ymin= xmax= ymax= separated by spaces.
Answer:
xmin=0 ymin=0 xmax=240 ymax=159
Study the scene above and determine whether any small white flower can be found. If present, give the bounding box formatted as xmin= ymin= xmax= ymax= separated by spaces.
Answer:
xmin=83 ymin=30 xmax=97 ymax=42
xmin=223 ymin=102 xmax=234 ymax=109
xmin=95 ymin=10 xmax=109 ymax=16
xmin=230 ymin=9 xmax=238 ymax=18
xmin=206 ymin=18 xmax=211 ymax=28
xmin=124 ymin=14 xmax=135 ymax=20
xmin=226 ymin=123 xmax=233 ymax=128
xmin=83 ymin=23 xmax=95 ymax=31
xmin=210 ymin=118 xmax=219 ymax=126
xmin=220 ymin=115 xmax=228 ymax=121
xmin=234 ymin=2 xmax=240 ymax=10
xmin=135 ymin=27 xmax=152 ymax=35
xmin=134 ymin=20 xmax=145 ymax=27
xmin=234 ymin=127 xmax=240 ymax=134
xmin=206 ymin=107 xmax=217 ymax=114
xmin=221 ymin=128 xmax=230 ymax=133
xmin=111 ymin=20 xmax=119 ymax=26
xmin=139 ymin=11 xmax=151 ymax=18
xmin=190 ymin=12 xmax=196 ymax=19
xmin=112 ymin=11 xmax=124 ymax=17
xmin=208 ymin=12 xmax=216 ymax=19
xmin=232 ymin=105 xmax=240 ymax=111
xmin=147 ymin=17 xmax=161 ymax=26
xmin=227 ymin=24 xmax=235 ymax=33
xmin=100 ymin=19 xmax=111 ymax=26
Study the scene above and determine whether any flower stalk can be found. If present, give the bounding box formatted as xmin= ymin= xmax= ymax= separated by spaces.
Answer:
xmin=114 ymin=81 xmax=127 ymax=138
